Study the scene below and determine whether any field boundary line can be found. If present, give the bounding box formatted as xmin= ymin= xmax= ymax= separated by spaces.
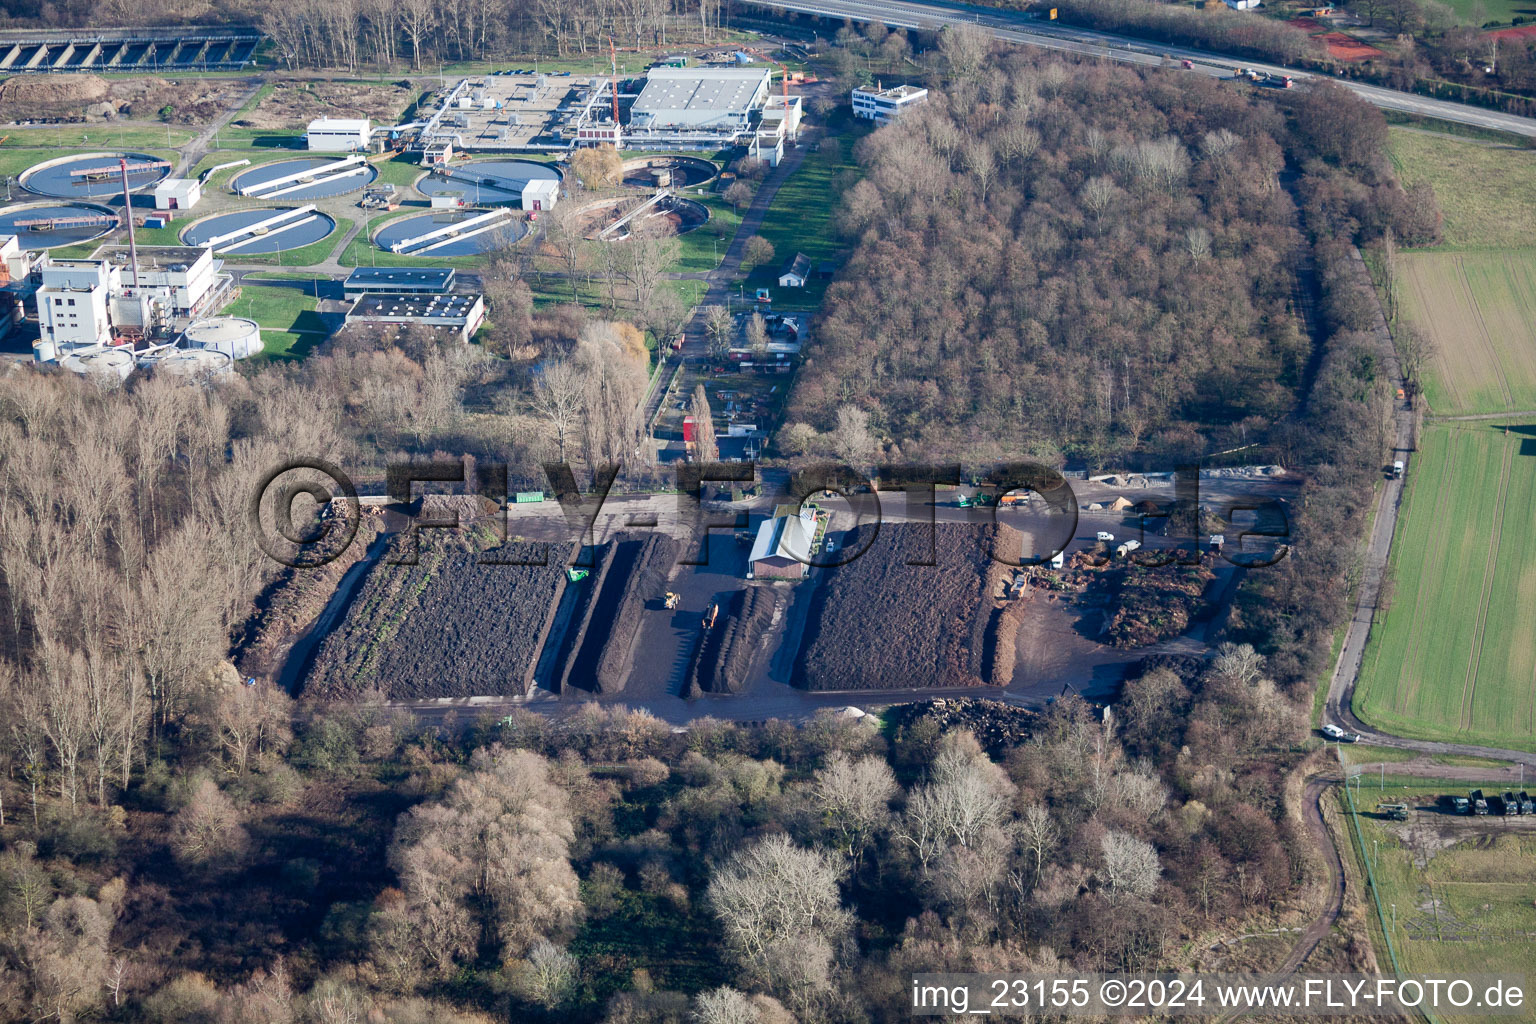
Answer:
xmin=1457 ymin=433 xmax=1514 ymax=733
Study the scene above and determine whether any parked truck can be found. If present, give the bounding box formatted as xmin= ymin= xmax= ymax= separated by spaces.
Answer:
xmin=1378 ymin=802 xmax=1410 ymax=821
xmin=1471 ymin=789 xmax=1490 ymax=815
xmin=1441 ymin=794 xmax=1471 ymax=814
xmin=1392 ymin=460 xmax=1404 ymax=479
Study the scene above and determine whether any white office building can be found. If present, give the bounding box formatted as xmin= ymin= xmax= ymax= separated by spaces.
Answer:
xmin=851 ymin=83 xmax=929 ymax=125
xmin=307 ymin=118 xmax=372 ymax=152
xmin=36 ymin=260 xmax=116 ymax=351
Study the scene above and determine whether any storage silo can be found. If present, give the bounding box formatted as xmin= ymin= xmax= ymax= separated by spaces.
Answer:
xmin=142 ymin=347 xmax=234 ymax=380
xmin=61 ymin=346 xmax=134 ymax=382
xmin=184 ymin=316 xmax=263 ymax=360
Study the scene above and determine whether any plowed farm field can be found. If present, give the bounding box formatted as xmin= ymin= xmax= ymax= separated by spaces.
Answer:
xmin=1354 ymin=422 xmax=1536 ymax=753
xmin=1398 ymin=252 xmax=1536 ymax=415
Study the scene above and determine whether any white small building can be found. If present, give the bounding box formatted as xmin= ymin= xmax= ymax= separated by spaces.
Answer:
xmin=851 ymin=83 xmax=929 ymax=124
xmin=522 ymin=178 xmax=559 ymax=212
xmin=778 ymin=253 xmax=810 ymax=288
xmin=152 ymin=178 xmax=202 ymax=211
xmin=0 ymin=234 xmax=34 ymax=282
xmin=307 ymin=117 xmax=371 ymax=152
xmin=1223 ymin=0 xmax=1261 ymax=8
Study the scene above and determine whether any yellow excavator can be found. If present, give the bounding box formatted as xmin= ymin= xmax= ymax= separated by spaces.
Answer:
xmin=663 ymin=592 xmax=680 ymax=610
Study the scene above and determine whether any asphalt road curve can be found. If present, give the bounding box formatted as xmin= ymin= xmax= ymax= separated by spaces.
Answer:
xmin=752 ymin=0 xmax=1536 ymax=138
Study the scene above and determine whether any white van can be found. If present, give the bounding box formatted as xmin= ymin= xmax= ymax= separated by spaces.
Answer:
xmin=1096 ymin=531 xmax=1115 ymax=543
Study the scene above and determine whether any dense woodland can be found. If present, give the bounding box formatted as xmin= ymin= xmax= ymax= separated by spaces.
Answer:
xmin=0 ymin=37 xmax=1413 ymax=1024
xmin=783 ymin=49 xmax=1435 ymax=469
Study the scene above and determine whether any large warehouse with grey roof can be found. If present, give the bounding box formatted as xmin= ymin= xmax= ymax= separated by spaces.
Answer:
xmin=629 ymin=67 xmax=772 ymax=130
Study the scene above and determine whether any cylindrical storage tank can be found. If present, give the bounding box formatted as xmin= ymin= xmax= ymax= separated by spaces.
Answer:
xmin=32 ymin=338 xmax=56 ymax=363
xmin=143 ymin=347 xmax=234 ymax=380
xmin=183 ymin=316 xmax=263 ymax=360
xmin=61 ymin=346 xmax=134 ymax=381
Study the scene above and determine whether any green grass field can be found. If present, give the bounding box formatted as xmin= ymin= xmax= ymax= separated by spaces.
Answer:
xmin=1387 ymin=128 xmax=1536 ymax=250
xmin=1355 ymin=422 xmax=1536 ymax=752
xmin=741 ymin=114 xmax=868 ymax=310
xmin=223 ymin=284 xmax=328 ymax=361
xmin=1342 ymin=785 xmax=1536 ymax=1019
xmin=1399 ymin=251 xmax=1536 ymax=415
xmin=1438 ymin=0 xmax=1536 ymax=24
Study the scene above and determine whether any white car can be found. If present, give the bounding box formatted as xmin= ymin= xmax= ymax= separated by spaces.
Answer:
xmin=1096 ymin=531 xmax=1115 ymax=543
xmin=1321 ymin=724 xmax=1362 ymax=743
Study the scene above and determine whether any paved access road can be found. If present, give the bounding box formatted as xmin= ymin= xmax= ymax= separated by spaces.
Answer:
xmin=754 ymin=0 xmax=1536 ymax=138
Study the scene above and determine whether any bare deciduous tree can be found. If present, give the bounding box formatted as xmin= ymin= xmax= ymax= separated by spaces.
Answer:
xmin=171 ymin=779 xmax=250 ymax=865
xmin=1100 ymin=830 xmax=1161 ymax=903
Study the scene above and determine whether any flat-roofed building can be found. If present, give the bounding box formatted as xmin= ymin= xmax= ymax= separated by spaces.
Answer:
xmin=91 ymin=245 xmax=225 ymax=317
xmin=851 ymin=83 xmax=929 ymax=125
xmin=344 ymin=292 xmax=485 ymax=344
xmin=343 ymin=267 xmax=457 ymax=300
xmin=307 ymin=117 xmax=371 ymax=152
xmin=630 ymin=67 xmax=772 ymax=129
xmin=152 ymin=177 xmax=202 ymax=210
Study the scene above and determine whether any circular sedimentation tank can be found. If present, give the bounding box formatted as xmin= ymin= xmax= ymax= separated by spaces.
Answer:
xmin=141 ymin=346 xmax=234 ymax=379
xmin=373 ymin=208 xmax=527 ymax=258
xmin=21 ymin=151 xmax=171 ymax=199
xmin=580 ymin=194 xmax=710 ymax=241
xmin=60 ymin=346 xmax=135 ymax=381
xmin=180 ymin=207 xmax=336 ymax=254
xmin=230 ymin=158 xmax=378 ymax=200
xmin=184 ymin=316 xmax=263 ymax=360
xmin=0 ymin=201 xmax=118 ymax=248
xmin=620 ymin=155 xmax=716 ymax=189
xmin=417 ymin=159 xmax=559 ymax=206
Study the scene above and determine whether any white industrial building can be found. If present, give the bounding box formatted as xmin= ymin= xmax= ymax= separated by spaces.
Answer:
xmin=93 ymin=246 xmax=226 ymax=318
xmin=36 ymin=260 xmax=116 ymax=351
xmin=152 ymin=178 xmax=202 ymax=210
xmin=33 ymin=245 xmax=230 ymax=360
xmin=522 ymin=178 xmax=559 ymax=211
xmin=631 ymin=67 xmax=771 ymax=129
xmin=307 ymin=118 xmax=372 ymax=152
xmin=344 ymin=292 xmax=486 ymax=344
xmin=851 ymin=83 xmax=929 ymax=124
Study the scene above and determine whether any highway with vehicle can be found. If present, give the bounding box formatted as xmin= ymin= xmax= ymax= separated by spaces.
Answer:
xmin=750 ymin=0 xmax=1536 ymax=138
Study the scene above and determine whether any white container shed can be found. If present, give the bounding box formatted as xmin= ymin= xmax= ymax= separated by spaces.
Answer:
xmin=152 ymin=178 xmax=202 ymax=210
